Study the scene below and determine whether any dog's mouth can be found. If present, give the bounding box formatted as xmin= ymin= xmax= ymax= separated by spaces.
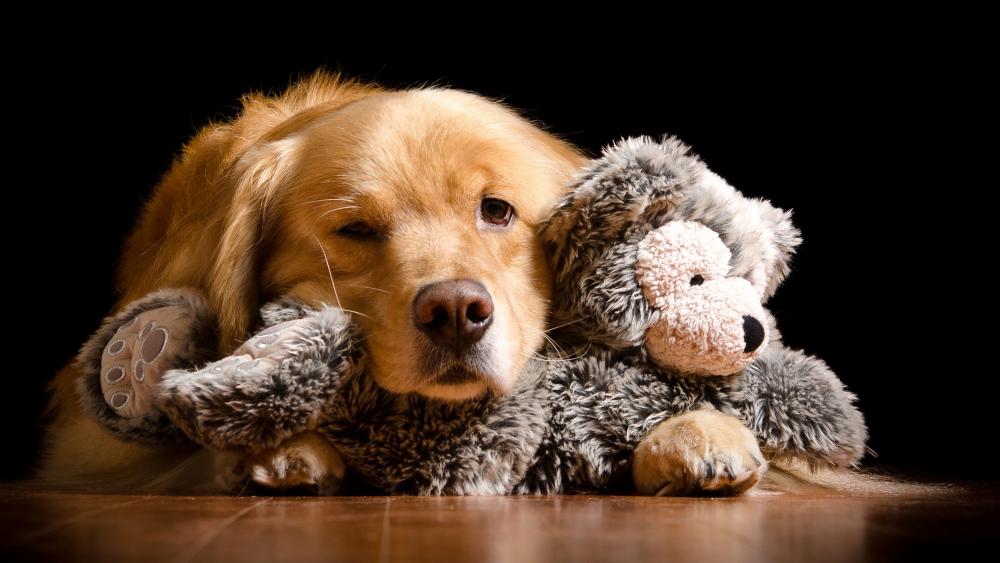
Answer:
xmin=414 ymin=359 xmax=502 ymax=401
xmin=434 ymin=364 xmax=482 ymax=386
xmin=416 ymin=336 xmax=497 ymax=385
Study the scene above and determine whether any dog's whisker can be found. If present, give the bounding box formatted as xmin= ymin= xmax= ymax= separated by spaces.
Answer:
xmin=311 ymin=235 xmax=343 ymax=311
xmin=523 ymin=327 xmax=562 ymax=357
xmin=341 ymin=283 xmax=389 ymax=294
xmin=295 ymin=197 xmax=358 ymax=207
xmin=517 ymin=350 xmax=575 ymax=364
xmin=541 ymin=334 xmax=569 ymax=359
xmin=519 ymin=338 xmax=594 ymax=363
xmin=318 ymin=205 xmax=361 ymax=219
xmin=309 ymin=239 xmax=379 ymax=323
xmin=355 ymin=331 xmax=379 ymax=344
xmin=517 ymin=349 xmax=562 ymax=362
xmin=514 ymin=321 xmax=570 ymax=359
xmin=516 ymin=320 xmax=596 ymax=362
xmin=544 ymin=317 xmax=585 ymax=333
xmin=543 ymin=332 xmax=570 ymax=357
xmin=335 ymin=308 xmax=372 ymax=320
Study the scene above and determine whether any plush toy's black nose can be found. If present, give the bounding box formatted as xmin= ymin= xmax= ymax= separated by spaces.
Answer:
xmin=742 ymin=315 xmax=765 ymax=353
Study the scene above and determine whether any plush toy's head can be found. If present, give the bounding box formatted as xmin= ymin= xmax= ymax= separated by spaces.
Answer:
xmin=636 ymin=220 xmax=767 ymax=375
xmin=539 ymin=135 xmax=801 ymax=376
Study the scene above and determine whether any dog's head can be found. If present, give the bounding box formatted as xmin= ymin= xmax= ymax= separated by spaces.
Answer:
xmin=208 ymin=80 xmax=586 ymax=400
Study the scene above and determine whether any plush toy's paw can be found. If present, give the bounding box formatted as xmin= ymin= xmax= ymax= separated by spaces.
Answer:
xmin=740 ymin=344 xmax=868 ymax=468
xmin=76 ymin=287 xmax=216 ymax=445
xmin=99 ymin=304 xmax=199 ymax=418
xmin=200 ymin=317 xmax=317 ymax=386
xmin=160 ymin=305 xmax=365 ymax=451
xmin=633 ymin=409 xmax=766 ymax=496
xmin=246 ymin=432 xmax=346 ymax=495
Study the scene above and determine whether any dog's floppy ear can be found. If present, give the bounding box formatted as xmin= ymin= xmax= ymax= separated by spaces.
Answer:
xmin=681 ymin=171 xmax=802 ymax=301
xmin=209 ymin=137 xmax=302 ymax=352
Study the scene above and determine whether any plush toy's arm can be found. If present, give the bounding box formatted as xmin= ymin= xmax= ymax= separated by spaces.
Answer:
xmin=547 ymin=341 xmax=868 ymax=492
xmin=159 ymin=298 xmax=367 ymax=452
xmin=540 ymin=347 xmax=727 ymax=491
xmin=76 ymin=289 xmax=367 ymax=453
xmin=737 ymin=341 xmax=868 ymax=468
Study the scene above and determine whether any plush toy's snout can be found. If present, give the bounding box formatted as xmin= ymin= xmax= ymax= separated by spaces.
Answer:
xmin=635 ymin=221 xmax=769 ymax=376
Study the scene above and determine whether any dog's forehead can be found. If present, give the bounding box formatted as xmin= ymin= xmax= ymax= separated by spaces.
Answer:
xmin=295 ymin=89 xmax=575 ymax=223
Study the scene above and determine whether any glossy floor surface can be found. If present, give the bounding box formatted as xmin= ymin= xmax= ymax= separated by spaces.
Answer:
xmin=1 ymin=481 xmax=996 ymax=562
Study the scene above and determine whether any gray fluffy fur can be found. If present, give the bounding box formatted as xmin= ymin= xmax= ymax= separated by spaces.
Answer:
xmin=159 ymin=306 xmax=367 ymax=452
xmin=75 ymin=135 xmax=867 ymax=494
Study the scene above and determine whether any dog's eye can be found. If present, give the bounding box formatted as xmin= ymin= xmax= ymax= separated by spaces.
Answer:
xmin=480 ymin=197 xmax=514 ymax=226
xmin=690 ymin=275 xmax=705 ymax=286
xmin=337 ymin=221 xmax=379 ymax=239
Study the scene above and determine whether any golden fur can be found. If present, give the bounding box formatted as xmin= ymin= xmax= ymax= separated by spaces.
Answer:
xmin=39 ymin=70 xmax=589 ymax=487
xmin=38 ymin=70 xmax=777 ymax=495
xmin=633 ymin=409 xmax=765 ymax=495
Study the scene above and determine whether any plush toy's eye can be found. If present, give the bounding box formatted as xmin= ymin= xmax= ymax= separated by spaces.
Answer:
xmin=337 ymin=221 xmax=380 ymax=240
xmin=690 ymin=275 xmax=705 ymax=286
xmin=480 ymin=197 xmax=515 ymax=227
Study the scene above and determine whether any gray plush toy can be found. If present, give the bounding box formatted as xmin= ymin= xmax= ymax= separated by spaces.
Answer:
xmin=75 ymin=135 xmax=867 ymax=496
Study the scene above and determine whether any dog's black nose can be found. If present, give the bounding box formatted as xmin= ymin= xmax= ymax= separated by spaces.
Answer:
xmin=742 ymin=315 xmax=765 ymax=353
xmin=413 ymin=279 xmax=494 ymax=353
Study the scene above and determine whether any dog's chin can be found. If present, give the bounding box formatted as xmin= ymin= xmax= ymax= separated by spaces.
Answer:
xmin=416 ymin=365 xmax=496 ymax=402
xmin=417 ymin=380 xmax=490 ymax=401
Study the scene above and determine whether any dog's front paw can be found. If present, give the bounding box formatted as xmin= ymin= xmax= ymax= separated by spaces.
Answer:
xmin=633 ymin=409 xmax=766 ymax=496
xmin=246 ymin=432 xmax=346 ymax=495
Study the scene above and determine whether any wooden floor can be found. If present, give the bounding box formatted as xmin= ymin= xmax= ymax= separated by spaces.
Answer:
xmin=1 ymin=482 xmax=996 ymax=563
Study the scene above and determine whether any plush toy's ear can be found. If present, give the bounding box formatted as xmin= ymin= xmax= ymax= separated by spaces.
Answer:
xmin=538 ymin=135 xmax=706 ymax=347
xmin=679 ymin=171 xmax=802 ymax=300
xmin=541 ymin=135 xmax=702 ymax=277
xmin=208 ymin=136 xmax=302 ymax=352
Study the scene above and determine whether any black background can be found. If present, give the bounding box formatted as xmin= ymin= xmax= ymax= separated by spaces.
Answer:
xmin=5 ymin=32 xmax=990 ymax=481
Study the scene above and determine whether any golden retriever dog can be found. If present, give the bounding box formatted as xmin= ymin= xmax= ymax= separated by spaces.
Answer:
xmin=38 ymin=69 xmax=760 ymax=493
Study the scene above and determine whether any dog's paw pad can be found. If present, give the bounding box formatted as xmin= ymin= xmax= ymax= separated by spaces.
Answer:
xmin=99 ymin=304 xmax=198 ymax=419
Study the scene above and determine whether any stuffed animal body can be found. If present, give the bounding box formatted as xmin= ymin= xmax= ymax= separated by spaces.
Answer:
xmin=75 ymin=136 xmax=867 ymax=495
